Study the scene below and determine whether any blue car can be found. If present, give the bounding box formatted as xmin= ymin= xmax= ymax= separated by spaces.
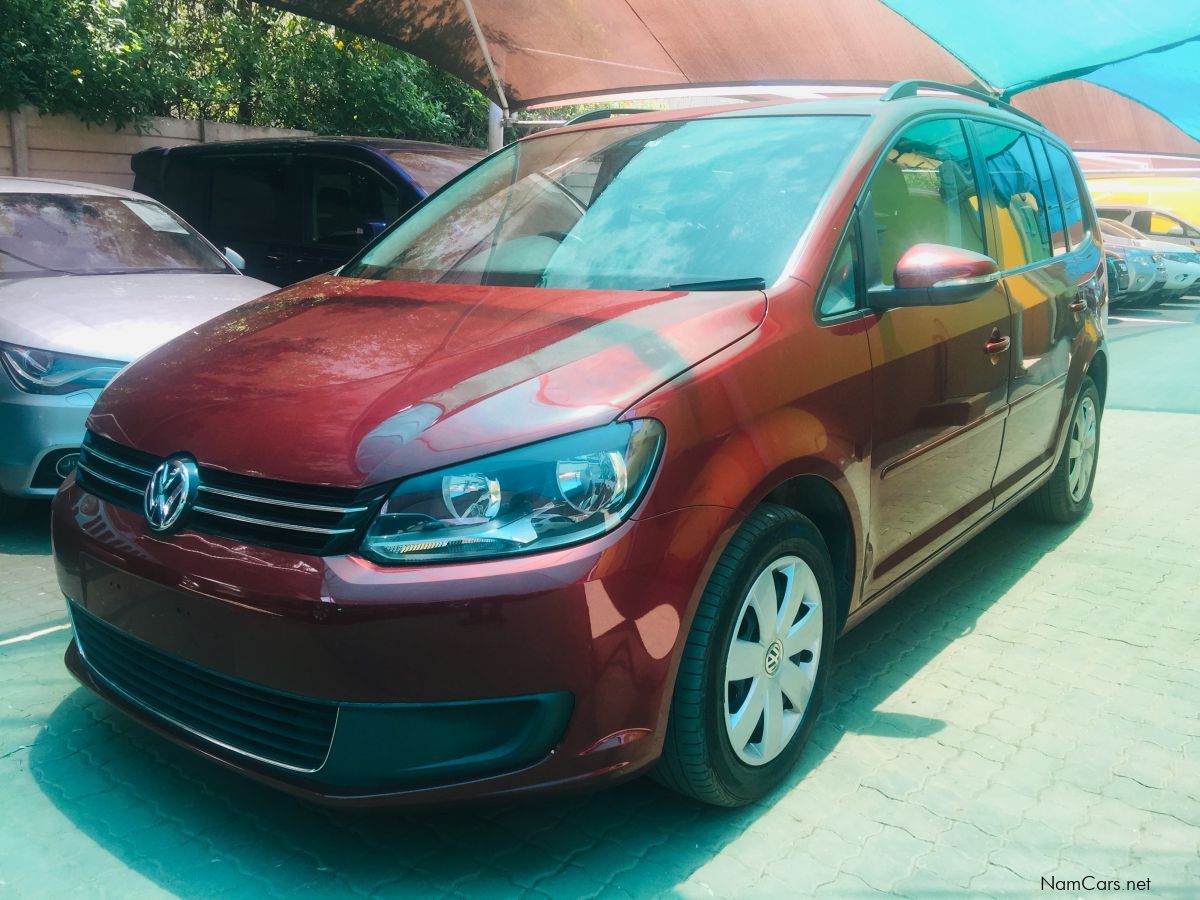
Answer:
xmin=132 ymin=137 xmax=485 ymax=285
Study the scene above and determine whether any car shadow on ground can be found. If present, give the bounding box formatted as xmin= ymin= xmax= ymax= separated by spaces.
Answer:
xmin=27 ymin=509 xmax=1081 ymax=895
xmin=0 ymin=499 xmax=52 ymax=557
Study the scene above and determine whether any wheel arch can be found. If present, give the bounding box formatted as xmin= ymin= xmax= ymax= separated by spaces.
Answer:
xmin=1088 ymin=347 xmax=1109 ymax=411
xmin=759 ymin=472 xmax=859 ymax=632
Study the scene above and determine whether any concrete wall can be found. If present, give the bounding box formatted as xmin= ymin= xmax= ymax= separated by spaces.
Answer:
xmin=3 ymin=107 xmax=312 ymax=190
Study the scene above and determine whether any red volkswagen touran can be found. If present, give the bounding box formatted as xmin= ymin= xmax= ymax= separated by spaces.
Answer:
xmin=54 ymin=83 xmax=1107 ymax=807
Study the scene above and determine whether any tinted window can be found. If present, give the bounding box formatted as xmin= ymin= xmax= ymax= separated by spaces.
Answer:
xmin=974 ymin=123 xmax=1052 ymax=268
xmin=308 ymin=161 xmax=404 ymax=248
xmin=210 ymin=157 xmax=290 ymax=239
xmin=819 ymin=220 xmax=860 ymax=317
xmin=868 ymin=118 xmax=985 ymax=286
xmin=0 ymin=194 xmax=229 ymax=277
xmin=1044 ymin=143 xmax=1086 ymax=250
xmin=1097 ymin=208 xmax=1129 ymax=222
xmin=346 ymin=115 xmax=868 ymax=290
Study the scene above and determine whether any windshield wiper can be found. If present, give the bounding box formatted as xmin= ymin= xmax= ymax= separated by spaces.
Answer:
xmin=648 ymin=277 xmax=767 ymax=292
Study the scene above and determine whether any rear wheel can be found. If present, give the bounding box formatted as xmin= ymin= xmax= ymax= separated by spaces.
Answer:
xmin=1025 ymin=377 xmax=1100 ymax=523
xmin=655 ymin=504 xmax=837 ymax=807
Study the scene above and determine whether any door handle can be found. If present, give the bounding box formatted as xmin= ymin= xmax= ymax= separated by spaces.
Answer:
xmin=1069 ymin=297 xmax=1088 ymax=312
xmin=984 ymin=334 xmax=1011 ymax=355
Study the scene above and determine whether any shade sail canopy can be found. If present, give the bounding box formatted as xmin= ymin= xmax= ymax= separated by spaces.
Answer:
xmin=260 ymin=0 xmax=1200 ymax=149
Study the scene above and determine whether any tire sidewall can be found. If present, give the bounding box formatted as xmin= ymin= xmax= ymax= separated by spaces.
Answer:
xmin=700 ymin=519 xmax=838 ymax=803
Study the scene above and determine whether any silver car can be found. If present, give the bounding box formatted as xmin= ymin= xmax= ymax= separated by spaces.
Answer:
xmin=0 ymin=178 xmax=274 ymax=513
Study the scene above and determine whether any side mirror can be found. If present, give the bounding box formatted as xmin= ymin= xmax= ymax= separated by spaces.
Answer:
xmin=1165 ymin=225 xmax=1184 ymax=237
xmin=873 ymin=243 xmax=1001 ymax=308
xmin=223 ymin=247 xmax=246 ymax=271
xmin=358 ymin=220 xmax=389 ymax=241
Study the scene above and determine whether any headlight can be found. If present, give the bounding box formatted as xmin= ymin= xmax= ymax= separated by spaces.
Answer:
xmin=0 ymin=343 xmax=124 ymax=395
xmin=361 ymin=419 xmax=664 ymax=564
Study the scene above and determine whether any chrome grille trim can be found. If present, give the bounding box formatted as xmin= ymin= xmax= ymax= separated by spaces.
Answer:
xmin=193 ymin=505 xmax=356 ymax=535
xmin=82 ymin=444 xmax=154 ymax=477
xmin=75 ymin=461 xmax=144 ymax=496
xmin=76 ymin=431 xmax=384 ymax=555
xmin=198 ymin=484 xmax=368 ymax=515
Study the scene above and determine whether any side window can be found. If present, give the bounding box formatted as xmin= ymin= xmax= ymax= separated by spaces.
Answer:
xmin=1044 ymin=143 xmax=1086 ymax=250
xmin=1097 ymin=208 xmax=1130 ymax=222
xmin=1030 ymin=139 xmax=1068 ymax=255
xmin=210 ymin=157 xmax=292 ymax=240
xmin=867 ymin=118 xmax=984 ymax=286
xmin=973 ymin=123 xmax=1052 ymax=268
xmin=308 ymin=161 xmax=404 ymax=248
xmin=1146 ymin=211 xmax=1187 ymax=238
xmin=819 ymin=219 xmax=860 ymax=317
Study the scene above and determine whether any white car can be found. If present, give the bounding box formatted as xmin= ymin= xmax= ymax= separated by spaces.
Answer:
xmin=1097 ymin=204 xmax=1200 ymax=250
xmin=0 ymin=178 xmax=276 ymax=514
xmin=1098 ymin=218 xmax=1200 ymax=306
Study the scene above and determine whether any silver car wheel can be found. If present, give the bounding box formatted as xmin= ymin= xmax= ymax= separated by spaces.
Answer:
xmin=1068 ymin=395 xmax=1098 ymax=502
xmin=723 ymin=555 xmax=823 ymax=766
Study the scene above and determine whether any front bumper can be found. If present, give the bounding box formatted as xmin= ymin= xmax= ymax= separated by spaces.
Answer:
xmin=0 ymin=379 xmax=99 ymax=498
xmin=53 ymin=479 xmax=731 ymax=805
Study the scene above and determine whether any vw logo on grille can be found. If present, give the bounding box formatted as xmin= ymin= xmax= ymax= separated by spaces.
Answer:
xmin=143 ymin=456 xmax=199 ymax=534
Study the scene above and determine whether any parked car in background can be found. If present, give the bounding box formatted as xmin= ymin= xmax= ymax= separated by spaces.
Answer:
xmin=55 ymin=84 xmax=1107 ymax=808
xmin=131 ymin=138 xmax=486 ymax=285
xmin=1103 ymin=243 xmax=1163 ymax=309
xmin=0 ymin=178 xmax=274 ymax=515
xmin=1098 ymin=218 xmax=1200 ymax=305
xmin=1104 ymin=248 xmax=1129 ymax=303
xmin=1092 ymin=194 xmax=1200 ymax=248
xmin=1120 ymin=205 xmax=1200 ymax=249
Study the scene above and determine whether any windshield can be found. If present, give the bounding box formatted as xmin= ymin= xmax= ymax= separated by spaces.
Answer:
xmin=346 ymin=115 xmax=867 ymax=291
xmin=0 ymin=193 xmax=230 ymax=278
xmin=388 ymin=149 xmax=486 ymax=195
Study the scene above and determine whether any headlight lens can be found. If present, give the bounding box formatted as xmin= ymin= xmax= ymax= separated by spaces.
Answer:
xmin=0 ymin=342 xmax=123 ymax=395
xmin=361 ymin=419 xmax=664 ymax=564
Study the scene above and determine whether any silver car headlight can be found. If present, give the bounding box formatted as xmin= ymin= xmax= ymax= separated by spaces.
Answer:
xmin=361 ymin=420 xmax=664 ymax=564
xmin=0 ymin=342 xmax=124 ymax=395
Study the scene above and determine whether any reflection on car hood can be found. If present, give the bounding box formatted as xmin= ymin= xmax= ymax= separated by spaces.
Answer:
xmin=0 ymin=272 xmax=275 ymax=360
xmin=89 ymin=276 xmax=767 ymax=487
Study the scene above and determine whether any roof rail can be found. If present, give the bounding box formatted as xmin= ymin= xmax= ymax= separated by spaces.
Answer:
xmin=881 ymin=80 xmax=1041 ymax=126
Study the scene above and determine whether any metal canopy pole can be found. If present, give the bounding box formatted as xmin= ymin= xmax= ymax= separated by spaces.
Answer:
xmin=460 ymin=0 xmax=511 ymax=151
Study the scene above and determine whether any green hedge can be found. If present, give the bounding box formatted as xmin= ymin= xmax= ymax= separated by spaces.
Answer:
xmin=1 ymin=0 xmax=488 ymax=146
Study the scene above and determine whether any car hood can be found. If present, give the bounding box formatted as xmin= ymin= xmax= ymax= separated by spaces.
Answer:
xmin=90 ymin=276 xmax=767 ymax=487
xmin=0 ymin=272 xmax=275 ymax=361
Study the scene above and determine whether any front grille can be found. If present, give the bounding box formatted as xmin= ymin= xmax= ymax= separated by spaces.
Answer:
xmin=75 ymin=431 xmax=386 ymax=554
xmin=72 ymin=604 xmax=336 ymax=772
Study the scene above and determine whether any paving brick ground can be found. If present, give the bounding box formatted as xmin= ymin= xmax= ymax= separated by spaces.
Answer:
xmin=1 ymin=405 xmax=1197 ymax=898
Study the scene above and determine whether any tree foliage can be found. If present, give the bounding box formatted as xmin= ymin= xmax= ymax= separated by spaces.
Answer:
xmin=1 ymin=0 xmax=489 ymax=146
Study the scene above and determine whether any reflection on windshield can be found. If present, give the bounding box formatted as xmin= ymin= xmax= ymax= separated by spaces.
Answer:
xmin=346 ymin=115 xmax=867 ymax=291
xmin=0 ymin=194 xmax=229 ymax=277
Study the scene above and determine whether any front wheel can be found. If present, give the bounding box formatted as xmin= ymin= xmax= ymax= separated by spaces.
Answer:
xmin=654 ymin=504 xmax=837 ymax=807
xmin=1025 ymin=376 xmax=1101 ymax=523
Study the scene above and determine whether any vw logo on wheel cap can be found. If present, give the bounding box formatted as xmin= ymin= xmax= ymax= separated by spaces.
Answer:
xmin=143 ymin=456 xmax=199 ymax=534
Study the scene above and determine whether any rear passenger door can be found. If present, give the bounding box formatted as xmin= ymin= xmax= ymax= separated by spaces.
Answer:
xmin=206 ymin=155 xmax=302 ymax=285
xmin=972 ymin=124 xmax=1101 ymax=505
xmin=861 ymin=118 xmax=1012 ymax=596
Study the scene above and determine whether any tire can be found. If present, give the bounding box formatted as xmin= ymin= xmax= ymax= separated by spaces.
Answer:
xmin=1024 ymin=376 xmax=1101 ymax=523
xmin=654 ymin=503 xmax=837 ymax=807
